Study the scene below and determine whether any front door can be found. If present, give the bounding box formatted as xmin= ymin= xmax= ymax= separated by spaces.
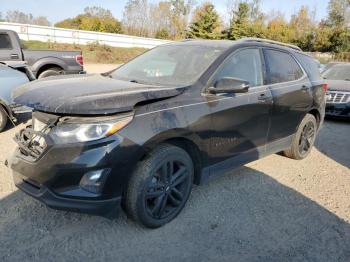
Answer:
xmin=206 ymin=48 xmax=272 ymax=175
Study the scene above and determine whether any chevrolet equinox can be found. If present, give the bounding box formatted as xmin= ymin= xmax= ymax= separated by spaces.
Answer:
xmin=9 ymin=39 xmax=326 ymax=228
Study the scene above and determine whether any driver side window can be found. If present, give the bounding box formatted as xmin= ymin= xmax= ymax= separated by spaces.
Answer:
xmin=213 ymin=48 xmax=264 ymax=87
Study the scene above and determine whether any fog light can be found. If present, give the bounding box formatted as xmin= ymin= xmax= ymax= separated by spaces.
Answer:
xmin=80 ymin=169 xmax=110 ymax=194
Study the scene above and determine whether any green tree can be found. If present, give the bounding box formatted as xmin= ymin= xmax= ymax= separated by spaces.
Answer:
xmin=186 ymin=2 xmax=222 ymax=39
xmin=55 ymin=7 xmax=122 ymax=34
xmin=228 ymin=2 xmax=250 ymax=40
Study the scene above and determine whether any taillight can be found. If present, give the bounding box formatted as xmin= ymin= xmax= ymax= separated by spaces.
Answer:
xmin=322 ymin=83 xmax=328 ymax=92
xmin=76 ymin=55 xmax=84 ymax=66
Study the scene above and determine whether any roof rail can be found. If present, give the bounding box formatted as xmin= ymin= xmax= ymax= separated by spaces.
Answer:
xmin=239 ymin=37 xmax=302 ymax=51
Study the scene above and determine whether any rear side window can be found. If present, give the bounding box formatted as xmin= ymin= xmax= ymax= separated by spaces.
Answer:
xmin=213 ymin=48 xmax=263 ymax=87
xmin=264 ymin=49 xmax=304 ymax=84
xmin=0 ymin=34 xmax=12 ymax=49
xmin=294 ymin=53 xmax=322 ymax=82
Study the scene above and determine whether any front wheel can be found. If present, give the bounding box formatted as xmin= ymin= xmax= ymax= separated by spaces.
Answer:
xmin=125 ymin=144 xmax=194 ymax=228
xmin=283 ymin=113 xmax=317 ymax=160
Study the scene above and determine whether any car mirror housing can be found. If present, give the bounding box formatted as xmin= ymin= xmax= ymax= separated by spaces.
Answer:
xmin=208 ymin=77 xmax=250 ymax=94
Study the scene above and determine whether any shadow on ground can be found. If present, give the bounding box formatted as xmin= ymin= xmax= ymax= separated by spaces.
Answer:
xmin=315 ymin=118 xmax=350 ymax=168
xmin=1 ymin=166 xmax=349 ymax=262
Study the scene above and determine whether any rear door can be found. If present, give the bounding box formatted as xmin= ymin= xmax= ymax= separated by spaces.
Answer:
xmin=206 ymin=47 xmax=273 ymax=173
xmin=0 ymin=32 xmax=21 ymax=61
xmin=263 ymin=48 xmax=313 ymax=144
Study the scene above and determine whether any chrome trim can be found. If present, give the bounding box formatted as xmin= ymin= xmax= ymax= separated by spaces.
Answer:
xmin=326 ymin=91 xmax=350 ymax=104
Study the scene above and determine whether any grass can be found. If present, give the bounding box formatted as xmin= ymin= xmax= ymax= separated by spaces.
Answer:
xmin=21 ymin=40 xmax=147 ymax=64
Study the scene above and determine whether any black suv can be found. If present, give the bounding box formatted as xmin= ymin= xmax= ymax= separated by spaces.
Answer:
xmin=10 ymin=39 xmax=326 ymax=228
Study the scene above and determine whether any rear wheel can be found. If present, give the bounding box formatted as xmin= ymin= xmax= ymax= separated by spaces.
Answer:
xmin=38 ymin=67 xmax=63 ymax=79
xmin=283 ymin=113 xmax=317 ymax=160
xmin=125 ymin=144 xmax=193 ymax=228
xmin=0 ymin=107 xmax=8 ymax=132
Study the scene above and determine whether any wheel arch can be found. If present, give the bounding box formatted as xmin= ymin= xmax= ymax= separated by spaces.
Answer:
xmin=140 ymin=130 xmax=206 ymax=185
xmin=308 ymin=108 xmax=321 ymax=128
xmin=36 ymin=63 xmax=64 ymax=78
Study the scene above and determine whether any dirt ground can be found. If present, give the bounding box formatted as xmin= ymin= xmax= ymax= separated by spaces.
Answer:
xmin=0 ymin=67 xmax=349 ymax=261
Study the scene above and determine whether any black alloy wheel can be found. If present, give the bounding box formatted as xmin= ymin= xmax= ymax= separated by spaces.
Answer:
xmin=145 ymin=159 xmax=190 ymax=220
xmin=125 ymin=144 xmax=193 ymax=228
xmin=298 ymin=121 xmax=316 ymax=156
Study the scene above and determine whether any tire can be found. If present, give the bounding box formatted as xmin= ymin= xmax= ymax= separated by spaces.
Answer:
xmin=125 ymin=144 xmax=194 ymax=228
xmin=0 ymin=106 xmax=8 ymax=133
xmin=38 ymin=68 xmax=63 ymax=79
xmin=283 ymin=113 xmax=317 ymax=160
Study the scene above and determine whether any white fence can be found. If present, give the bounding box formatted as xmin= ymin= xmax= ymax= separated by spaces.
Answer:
xmin=0 ymin=22 xmax=172 ymax=49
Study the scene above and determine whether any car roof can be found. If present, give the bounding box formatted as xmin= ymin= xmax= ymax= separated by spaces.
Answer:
xmin=165 ymin=38 xmax=303 ymax=53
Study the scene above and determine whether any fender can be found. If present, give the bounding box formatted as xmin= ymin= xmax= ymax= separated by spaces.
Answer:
xmin=30 ymin=57 xmax=67 ymax=74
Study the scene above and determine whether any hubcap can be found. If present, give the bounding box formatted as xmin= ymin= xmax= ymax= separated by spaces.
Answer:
xmin=144 ymin=159 xmax=189 ymax=220
xmin=298 ymin=121 xmax=316 ymax=156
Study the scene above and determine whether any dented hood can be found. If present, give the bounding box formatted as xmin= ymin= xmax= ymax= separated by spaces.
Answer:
xmin=13 ymin=74 xmax=184 ymax=115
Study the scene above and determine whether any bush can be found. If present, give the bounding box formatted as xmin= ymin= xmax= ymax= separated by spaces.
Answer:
xmin=22 ymin=40 xmax=146 ymax=64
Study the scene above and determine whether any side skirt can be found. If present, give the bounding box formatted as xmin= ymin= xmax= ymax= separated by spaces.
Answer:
xmin=198 ymin=135 xmax=293 ymax=184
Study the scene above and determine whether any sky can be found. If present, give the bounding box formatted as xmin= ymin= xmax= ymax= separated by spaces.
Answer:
xmin=0 ymin=0 xmax=329 ymax=24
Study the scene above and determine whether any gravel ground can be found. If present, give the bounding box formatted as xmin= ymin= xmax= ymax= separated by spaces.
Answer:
xmin=0 ymin=67 xmax=349 ymax=261
xmin=0 ymin=116 xmax=349 ymax=262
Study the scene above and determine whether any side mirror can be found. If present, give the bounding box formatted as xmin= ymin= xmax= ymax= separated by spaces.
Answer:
xmin=208 ymin=77 xmax=250 ymax=94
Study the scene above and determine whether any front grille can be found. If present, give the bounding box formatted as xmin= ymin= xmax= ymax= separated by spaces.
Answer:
xmin=326 ymin=91 xmax=350 ymax=104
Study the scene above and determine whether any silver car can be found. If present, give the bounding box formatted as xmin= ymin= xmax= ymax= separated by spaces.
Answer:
xmin=0 ymin=62 xmax=34 ymax=132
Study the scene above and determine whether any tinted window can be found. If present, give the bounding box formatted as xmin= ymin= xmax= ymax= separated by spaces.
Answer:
xmin=294 ymin=53 xmax=321 ymax=81
xmin=213 ymin=48 xmax=263 ymax=87
xmin=265 ymin=49 xmax=303 ymax=84
xmin=0 ymin=34 xmax=12 ymax=49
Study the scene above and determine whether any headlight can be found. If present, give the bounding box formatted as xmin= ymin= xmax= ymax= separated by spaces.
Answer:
xmin=49 ymin=116 xmax=133 ymax=144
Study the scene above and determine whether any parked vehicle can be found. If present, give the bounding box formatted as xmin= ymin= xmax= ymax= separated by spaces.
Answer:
xmin=0 ymin=30 xmax=84 ymax=79
xmin=323 ymin=63 xmax=350 ymax=118
xmin=9 ymin=39 xmax=326 ymax=228
xmin=0 ymin=62 xmax=34 ymax=132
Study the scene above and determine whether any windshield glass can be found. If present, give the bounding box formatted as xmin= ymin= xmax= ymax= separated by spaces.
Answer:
xmin=323 ymin=65 xmax=350 ymax=81
xmin=110 ymin=45 xmax=224 ymax=86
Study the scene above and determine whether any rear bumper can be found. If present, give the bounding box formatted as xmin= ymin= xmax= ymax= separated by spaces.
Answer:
xmin=13 ymin=170 xmax=121 ymax=216
xmin=326 ymin=103 xmax=350 ymax=118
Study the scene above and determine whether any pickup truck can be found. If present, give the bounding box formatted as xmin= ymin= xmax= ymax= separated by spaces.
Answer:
xmin=0 ymin=29 xmax=85 ymax=78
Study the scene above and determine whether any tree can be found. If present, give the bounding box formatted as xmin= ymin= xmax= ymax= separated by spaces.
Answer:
xmin=186 ymin=2 xmax=222 ymax=39
xmin=228 ymin=2 xmax=250 ymax=40
xmin=290 ymin=6 xmax=316 ymax=50
xmin=327 ymin=0 xmax=350 ymax=27
xmin=55 ymin=7 xmax=122 ymax=33
xmin=5 ymin=10 xmax=50 ymax=26
xmin=170 ymin=0 xmax=194 ymax=39
xmin=155 ymin=28 xmax=170 ymax=39
xmin=0 ymin=12 xmax=5 ymax=22
xmin=123 ymin=0 xmax=149 ymax=36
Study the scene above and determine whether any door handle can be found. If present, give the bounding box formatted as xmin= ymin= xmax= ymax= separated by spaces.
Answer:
xmin=10 ymin=54 xmax=19 ymax=59
xmin=258 ymin=93 xmax=269 ymax=102
xmin=301 ymin=85 xmax=310 ymax=91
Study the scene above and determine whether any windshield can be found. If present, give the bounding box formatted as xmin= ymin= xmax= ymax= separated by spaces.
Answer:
xmin=323 ymin=65 xmax=350 ymax=81
xmin=110 ymin=45 xmax=224 ymax=86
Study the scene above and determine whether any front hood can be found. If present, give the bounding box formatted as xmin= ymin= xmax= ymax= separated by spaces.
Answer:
xmin=13 ymin=74 xmax=184 ymax=115
xmin=326 ymin=80 xmax=350 ymax=92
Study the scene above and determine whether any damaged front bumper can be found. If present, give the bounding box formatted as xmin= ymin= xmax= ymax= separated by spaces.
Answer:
xmin=9 ymin=113 xmax=140 ymax=216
